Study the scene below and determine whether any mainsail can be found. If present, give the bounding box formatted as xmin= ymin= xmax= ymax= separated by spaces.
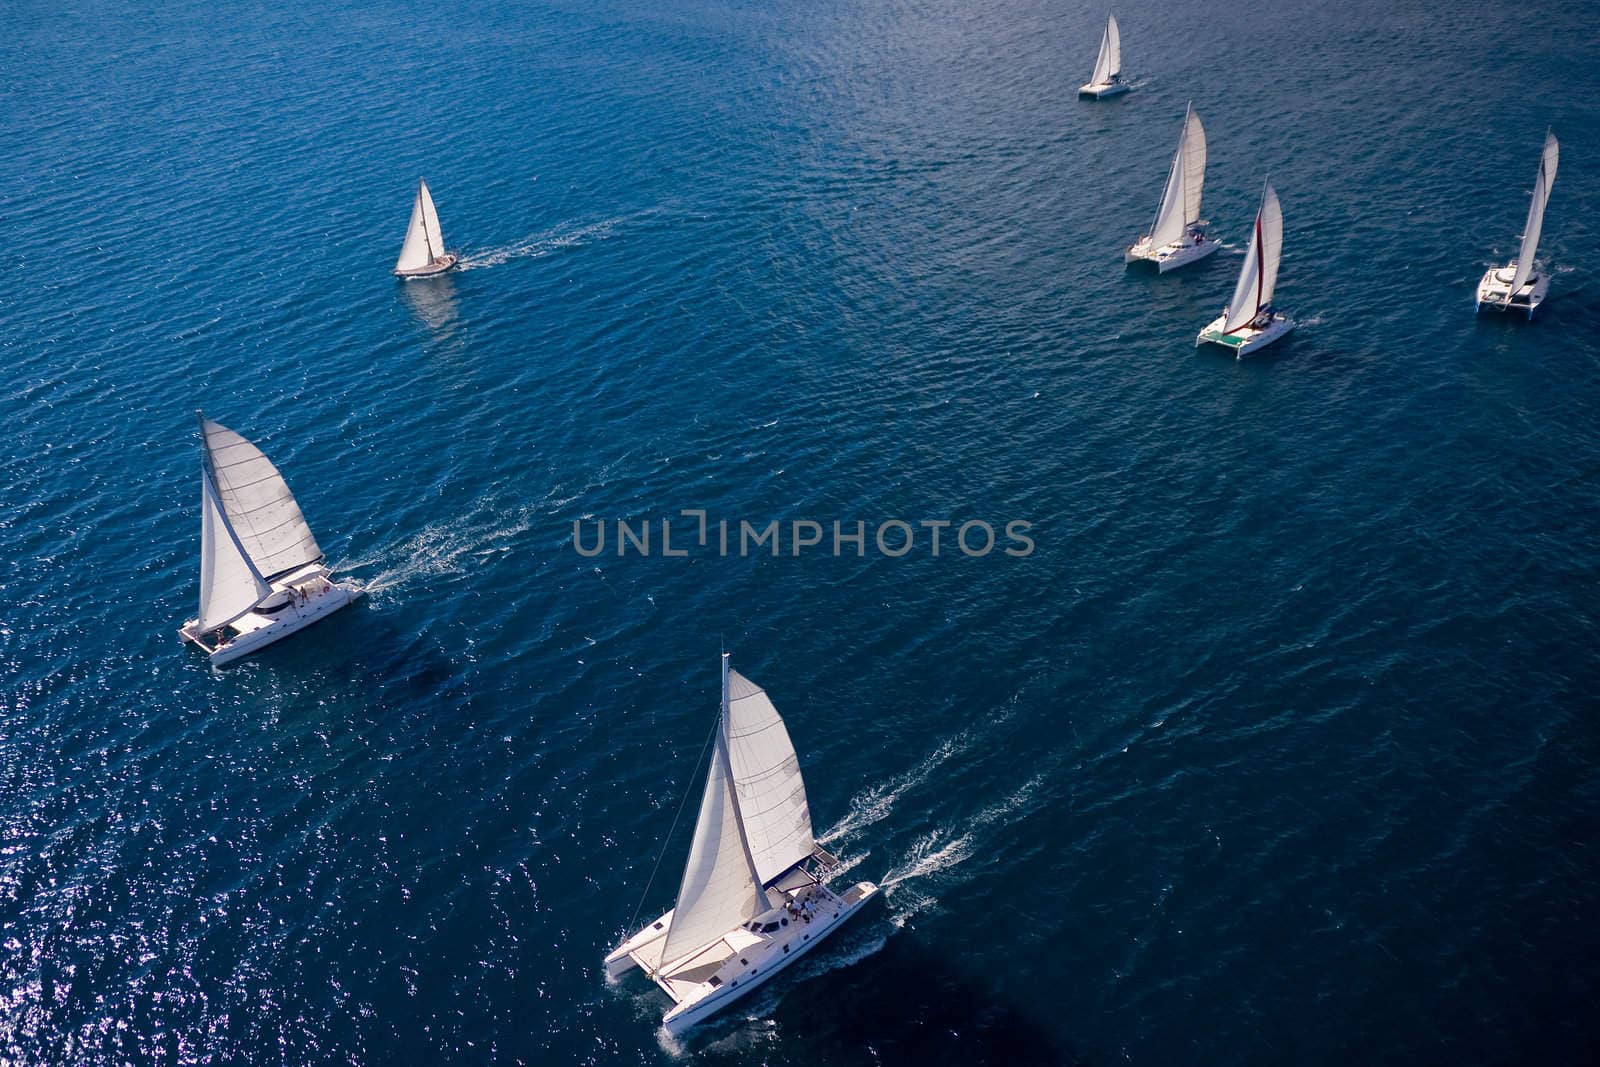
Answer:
xmin=200 ymin=417 xmax=323 ymax=582
xmin=196 ymin=473 xmax=270 ymax=633
xmin=1148 ymin=104 xmax=1206 ymax=248
xmin=1090 ymin=14 xmax=1121 ymax=85
xmin=1223 ymin=181 xmax=1283 ymax=334
xmin=658 ymin=657 xmax=773 ymax=971
xmin=1509 ymin=131 xmax=1559 ymax=294
xmin=395 ymin=179 xmax=446 ymax=272
xmin=726 ymin=669 xmax=814 ymax=885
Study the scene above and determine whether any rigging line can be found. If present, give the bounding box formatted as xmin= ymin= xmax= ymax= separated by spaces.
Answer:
xmin=626 ymin=712 xmax=720 ymax=936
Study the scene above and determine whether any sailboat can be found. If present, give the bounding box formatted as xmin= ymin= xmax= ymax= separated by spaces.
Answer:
xmin=605 ymin=654 xmax=880 ymax=1036
xmin=178 ymin=414 xmax=362 ymax=665
xmin=1476 ymin=130 xmax=1559 ymax=318
xmin=1196 ymin=179 xmax=1295 ymax=358
xmin=1126 ymin=102 xmax=1217 ymax=271
xmin=1078 ymin=14 xmax=1129 ymax=99
xmin=393 ymin=178 xmax=458 ymax=278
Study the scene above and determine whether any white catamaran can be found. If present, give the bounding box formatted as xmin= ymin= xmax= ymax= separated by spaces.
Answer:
xmin=393 ymin=178 xmax=458 ymax=278
xmin=1476 ymin=130 xmax=1559 ymax=318
xmin=1126 ymin=103 xmax=1217 ymax=272
xmin=179 ymin=414 xmax=362 ymax=665
xmin=605 ymin=654 xmax=880 ymax=1036
xmin=1197 ymin=179 xmax=1295 ymax=358
xmin=1079 ymin=14 xmax=1129 ymax=99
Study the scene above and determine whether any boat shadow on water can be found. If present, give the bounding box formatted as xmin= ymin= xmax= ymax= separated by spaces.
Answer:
xmin=691 ymin=926 xmax=1086 ymax=1066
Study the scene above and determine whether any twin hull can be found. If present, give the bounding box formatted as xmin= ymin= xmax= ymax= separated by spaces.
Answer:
xmin=608 ymin=880 xmax=880 ymax=1035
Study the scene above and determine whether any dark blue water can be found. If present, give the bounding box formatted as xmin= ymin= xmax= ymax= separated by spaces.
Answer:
xmin=4 ymin=1 xmax=1599 ymax=1063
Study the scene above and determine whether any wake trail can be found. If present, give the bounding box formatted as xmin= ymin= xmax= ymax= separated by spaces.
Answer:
xmin=455 ymin=216 xmax=625 ymax=271
xmin=817 ymin=705 xmax=1013 ymax=846
xmin=336 ymin=499 xmax=541 ymax=595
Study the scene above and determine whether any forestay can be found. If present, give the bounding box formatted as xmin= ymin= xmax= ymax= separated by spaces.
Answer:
xmin=196 ymin=474 xmax=270 ymax=633
xmin=1149 ymin=104 xmax=1206 ymax=248
xmin=725 ymin=669 xmax=815 ymax=885
xmin=1223 ymin=182 xmax=1283 ymax=333
xmin=201 ymin=418 xmax=323 ymax=582
xmin=1510 ymin=131 xmax=1559 ymax=293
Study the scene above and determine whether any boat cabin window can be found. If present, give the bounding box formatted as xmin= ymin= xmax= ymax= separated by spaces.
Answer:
xmin=760 ymin=922 xmax=781 ymax=933
xmin=707 ymin=977 xmax=722 ymax=988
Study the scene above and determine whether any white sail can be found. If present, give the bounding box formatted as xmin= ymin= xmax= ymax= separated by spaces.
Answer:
xmin=1149 ymin=104 xmax=1206 ymax=247
xmin=419 ymin=180 xmax=446 ymax=259
xmin=1510 ymin=131 xmax=1559 ymax=293
xmin=394 ymin=179 xmax=443 ymax=272
xmin=1223 ymin=181 xmax=1283 ymax=333
xmin=726 ymin=669 xmax=814 ymax=885
xmin=659 ymin=660 xmax=770 ymax=971
xmin=1090 ymin=14 xmax=1120 ymax=85
xmin=196 ymin=472 xmax=271 ymax=633
xmin=659 ymin=731 xmax=768 ymax=969
xmin=200 ymin=417 xmax=323 ymax=582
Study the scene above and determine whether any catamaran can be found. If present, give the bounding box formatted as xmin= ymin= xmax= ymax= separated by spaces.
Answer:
xmin=1476 ymin=130 xmax=1559 ymax=318
xmin=179 ymin=414 xmax=361 ymax=666
xmin=1078 ymin=14 xmax=1128 ymax=99
xmin=605 ymin=654 xmax=879 ymax=1036
xmin=1126 ymin=103 xmax=1216 ymax=272
xmin=1197 ymin=179 xmax=1294 ymax=358
xmin=393 ymin=178 xmax=458 ymax=277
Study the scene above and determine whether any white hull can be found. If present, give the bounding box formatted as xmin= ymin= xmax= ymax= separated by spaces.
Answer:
xmin=182 ymin=565 xmax=360 ymax=665
xmin=1196 ymin=311 xmax=1295 ymax=358
xmin=1475 ymin=265 xmax=1549 ymax=317
xmin=1125 ymin=231 xmax=1219 ymax=272
xmin=607 ymin=854 xmax=879 ymax=1036
xmin=1079 ymin=80 xmax=1130 ymax=99
xmin=395 ymin=253 xmax=459 ymax=278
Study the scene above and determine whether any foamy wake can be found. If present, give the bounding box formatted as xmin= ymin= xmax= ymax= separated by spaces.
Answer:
xmin=456 ymin=216 xmax=623 ymax=271
xmin=880 ymin=770 xmax=1046 ymax=894
xmin=335 ymin=497 xmax=541 ymax=595
xmin=817 ymin=706 xmax=1012 ymax=846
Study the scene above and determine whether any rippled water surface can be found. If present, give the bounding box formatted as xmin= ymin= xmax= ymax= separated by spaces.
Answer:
xmin=4 ymin=1 xmax=1599 ymax=1063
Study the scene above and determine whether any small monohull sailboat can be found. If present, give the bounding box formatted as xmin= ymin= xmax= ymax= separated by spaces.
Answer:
xmin=1126 ymin=102 xmax=1217 ymax=272
xmin=605 ymin=654 xmax=879 ymax=1036
xmin=1079 ymin=14 xmax=1129 ymax=99
xmin=393 ymin=178 xmax=458 ymax=278
xmin=1197 ymin=179 xmax=1295 ymax=358
xmin=1476 ymin=131 xmax=1559 ymax=318
xmin=179 ymin=414 xmax=361 ymax=665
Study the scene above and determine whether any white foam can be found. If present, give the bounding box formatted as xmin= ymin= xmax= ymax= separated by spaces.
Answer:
xmin=456 ymin=217 xmax=623 ymax=271
xmin=818 ymin=708 xmax=1012 ymax=846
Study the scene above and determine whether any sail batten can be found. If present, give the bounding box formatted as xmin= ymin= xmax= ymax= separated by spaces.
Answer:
xmin=1510 ymin=131 xmax=1559 ymax=294
xmin=200 ymin=418 xmax=323 ymax=583
xmin=725 ymin=668 xmax=814 ymax=885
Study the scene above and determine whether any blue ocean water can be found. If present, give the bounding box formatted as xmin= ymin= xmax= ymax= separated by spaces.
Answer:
xmin=4 ymin=0 xmax=1599 ymax=1063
